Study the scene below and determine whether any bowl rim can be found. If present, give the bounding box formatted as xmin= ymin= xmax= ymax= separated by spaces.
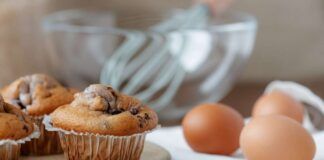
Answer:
xmin=42 ymin=9 xmax=257 ymax=34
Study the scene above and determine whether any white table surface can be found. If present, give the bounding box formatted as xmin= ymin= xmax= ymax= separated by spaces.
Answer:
xmin=147 ymin=126 xmax=324 ymax=160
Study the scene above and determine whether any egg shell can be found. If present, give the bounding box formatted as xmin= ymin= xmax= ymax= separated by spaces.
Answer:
xmin=240 ymin=115 xmax=316 ymax=160
xmin=252 ymin=91 xmax=304 ymax=123
xmin=182 ymin=103 xmax=244 ymax=155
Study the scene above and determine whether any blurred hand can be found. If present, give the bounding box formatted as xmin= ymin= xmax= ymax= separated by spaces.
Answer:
xmin=196 ymin=0 xmax=234 ymax=15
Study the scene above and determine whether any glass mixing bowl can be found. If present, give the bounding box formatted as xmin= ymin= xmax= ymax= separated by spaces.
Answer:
xmin=42 ymin=8 xmax=257 ymax=122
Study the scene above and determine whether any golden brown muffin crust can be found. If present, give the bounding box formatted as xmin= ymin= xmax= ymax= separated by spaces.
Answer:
xmin=0 ymin=95 xmax=34 ymax=140
xmin=50 ymin=84 xmax=158 ymax=136
xmin=1 ymin=74 xmax=75 ymax=116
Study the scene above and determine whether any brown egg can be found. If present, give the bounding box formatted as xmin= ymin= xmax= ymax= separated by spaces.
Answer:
xmin=182 ymin=103 xmax=244 ymax=155
xmin=240 ymin=115 xmax=316 ymax=160
xmin=252 ymin=91 xmax=304 ymax=123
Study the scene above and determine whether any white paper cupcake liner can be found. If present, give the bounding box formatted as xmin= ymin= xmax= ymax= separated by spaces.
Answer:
xmin=265 ymin=80 xmax=324 ymax=132
xmin=43 ymin=115 xmax=159 ymax=160
xmin=0 ymin=143 xmax=21 ymax=160
xmin=21 ymin=115 xmax=63 ymax=155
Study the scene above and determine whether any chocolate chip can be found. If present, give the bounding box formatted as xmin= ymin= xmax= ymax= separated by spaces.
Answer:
xmin=130 ymin=108 xmax=139 ymax=115
xmin=22 ymin=125 xmax=29 ymax=132
xmin=108 ymin=108 xmax=122 ymax=115
xmin=17 ymin=101 xmax=26 ymax=109
xmin=137 ymin=115 xmax=146 ymax=128
xmin=110 ymin=88 xmax=118 ymax=98
xmin=0 ymin=96 xmax=4 ymax=112
xmin=144 ymin=113 xmax=150 ymax=120
xmin=3 ymin=104 xmax=9 ymax=113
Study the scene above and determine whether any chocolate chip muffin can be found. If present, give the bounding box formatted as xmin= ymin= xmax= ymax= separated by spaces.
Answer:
xmin=0 ymin=74 xmax=76 ymax=155
xmin=0 ymin=95 xmax=38 ymax=160
xmin=48 ymin=84 xmax=158 ymax=160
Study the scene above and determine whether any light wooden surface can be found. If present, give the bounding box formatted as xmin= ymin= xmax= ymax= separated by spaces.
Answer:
xmin=21 ymin=142 xmax=171 ymax=160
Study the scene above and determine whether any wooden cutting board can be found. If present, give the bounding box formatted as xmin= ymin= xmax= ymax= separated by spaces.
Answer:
xmin=21 ymin=142 xmax=171 ymax=160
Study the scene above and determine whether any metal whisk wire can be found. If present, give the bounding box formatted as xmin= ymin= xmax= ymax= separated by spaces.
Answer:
xmin=100 ymin=5 xmax=210 ymax=111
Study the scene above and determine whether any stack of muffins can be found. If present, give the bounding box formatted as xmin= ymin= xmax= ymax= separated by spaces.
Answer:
xmin=1 ymin=74 xmax=76 ymax=155
xmin=0 ymin=95 xmax=39 ymax=160
xmin=0 ymin=74 xmax=158 ymax=160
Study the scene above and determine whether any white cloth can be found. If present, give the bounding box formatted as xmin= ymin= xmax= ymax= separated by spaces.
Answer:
xmin=147 ymin=126 xmax=324 ymax=160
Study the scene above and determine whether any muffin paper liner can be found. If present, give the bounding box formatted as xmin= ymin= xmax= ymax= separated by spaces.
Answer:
xmin=21 ymin=115 xmax=63 ymax=155
xmin=0 ymin=143 xmax=21 ymax=160
xmin=0 ymin=124 xmax=39 ymax=160
xmin=43 ymin=115 xmax=159 ymax=160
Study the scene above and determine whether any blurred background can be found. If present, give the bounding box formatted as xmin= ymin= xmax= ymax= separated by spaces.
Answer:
xmin=0 ymin=0 xmax=323 ymax=119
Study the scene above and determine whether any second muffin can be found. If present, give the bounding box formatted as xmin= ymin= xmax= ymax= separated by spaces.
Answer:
xmin=0 ymin=74 xmax=75 ymax=155
xmin=48 ymin=84 xmax=158 ymax=160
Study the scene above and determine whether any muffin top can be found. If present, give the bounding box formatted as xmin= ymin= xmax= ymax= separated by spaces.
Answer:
xmin=1 ymin=74 xmax=76 ymax=116
xmin=50 ymin=84 xmax=158 ymax=136
xmin=0 ymin=95 xmax=35 ymax=140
